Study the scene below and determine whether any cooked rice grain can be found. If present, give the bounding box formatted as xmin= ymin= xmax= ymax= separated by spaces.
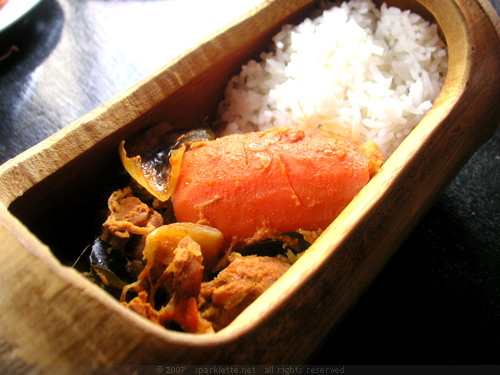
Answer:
xmin=215 ymin=0 xmax=447 ymax=157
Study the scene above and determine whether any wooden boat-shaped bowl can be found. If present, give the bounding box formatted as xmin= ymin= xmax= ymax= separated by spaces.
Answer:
xmin=1 ymin=0 xmax=500 ymax=368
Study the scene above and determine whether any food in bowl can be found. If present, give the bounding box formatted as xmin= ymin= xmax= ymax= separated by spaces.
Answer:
xmin=216 ymin=0 xmax=447 ymax=157
xmin=77 ymin=0 xmax=447 ymax=334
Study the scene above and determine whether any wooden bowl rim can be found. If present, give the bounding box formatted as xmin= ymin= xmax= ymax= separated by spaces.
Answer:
xmin=1 ymin=0 xmax=499 ymax=352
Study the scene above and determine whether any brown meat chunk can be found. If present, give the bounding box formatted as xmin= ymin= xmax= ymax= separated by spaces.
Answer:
xmin=199 ymin=253 xmax=291 ymax=331
xmin=124 ymin=291 xmax=160 ymax=325
xmin=158 ymin=236 xmax=214 ymax=334
xmin=103 ymin=187 xmax=163 ymax=238
xmin=166 ymin=236 xmax=205 ymax=297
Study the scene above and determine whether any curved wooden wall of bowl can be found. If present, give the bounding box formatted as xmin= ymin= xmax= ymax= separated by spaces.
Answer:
xmin=0 ymin=0 xmax=500 ymax=369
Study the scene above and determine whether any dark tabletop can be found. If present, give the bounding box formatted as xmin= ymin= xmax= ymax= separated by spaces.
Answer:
xmin=1 ymin=0 xmax=499 ymax=367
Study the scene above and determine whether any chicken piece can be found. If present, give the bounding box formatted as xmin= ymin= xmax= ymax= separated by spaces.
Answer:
xmin=123 ymin=291 xmax=160 ymax=325
xmin=140 ymin=223 xmax=224 ymax=284
xmin=103 ymin=187 xmax=163 ymax=238
xmin=171 ymin=127 xmax=383 ymax=244
xmin=161 ymin=296 xmax=214 ymax=334
xmin=158 ymin=236 xmax=214 ymax=333
xmin=199 ymin=253 xmax=291 ymax=331
xmin=165 ymin=235 xmax=204 ymax=297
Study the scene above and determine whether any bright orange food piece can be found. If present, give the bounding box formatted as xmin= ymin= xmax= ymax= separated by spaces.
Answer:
xmin=171 ymin=127 xmax=383 ymax=243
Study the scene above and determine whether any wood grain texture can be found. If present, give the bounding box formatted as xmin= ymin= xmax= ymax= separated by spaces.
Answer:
xmin=0 ymin=0 xmax=499 ymax=369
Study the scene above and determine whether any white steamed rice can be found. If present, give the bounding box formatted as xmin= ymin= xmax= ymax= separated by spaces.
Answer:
xmin=215 ymin=0 xmax=448 ymax=157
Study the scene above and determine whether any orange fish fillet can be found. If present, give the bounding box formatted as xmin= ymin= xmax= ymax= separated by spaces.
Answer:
xmin=171 ymin=127 xmax=382 ymax=243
